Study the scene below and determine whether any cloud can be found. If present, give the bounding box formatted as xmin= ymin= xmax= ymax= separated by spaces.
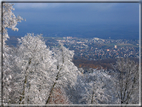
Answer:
xmin=14 ymin=3 xmax=47 ymax=9
xmin=3 ymin=0 xmax=140 ymax=10
xmin=14 ymin=3 xmax=63 ymax=9
xmin=86 ymin=3 xmax=117 ymax=11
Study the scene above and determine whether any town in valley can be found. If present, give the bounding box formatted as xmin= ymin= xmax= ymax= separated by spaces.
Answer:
xmin=7 ymin=36 xmax=139 ymax=70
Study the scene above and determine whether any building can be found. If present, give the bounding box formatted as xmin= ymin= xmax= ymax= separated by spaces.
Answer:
xmin=114 ymin=45 xmax=117 ymax=49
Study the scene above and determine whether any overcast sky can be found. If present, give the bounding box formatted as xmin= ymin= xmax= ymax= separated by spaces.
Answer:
xmin=6 ymin=2 xmax=139 ymax=39
xmin=13 ymin=3 xmax=139 ymax=24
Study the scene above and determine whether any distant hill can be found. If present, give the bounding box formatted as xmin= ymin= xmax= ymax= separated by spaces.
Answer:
xmin=8 ymin=23 xmax=139 ymax=40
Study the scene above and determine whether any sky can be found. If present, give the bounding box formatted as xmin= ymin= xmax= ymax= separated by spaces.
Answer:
xmin=6 ymin=1 xmax=139 ymax=39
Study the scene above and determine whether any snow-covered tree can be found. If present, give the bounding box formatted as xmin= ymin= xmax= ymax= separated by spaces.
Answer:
xmin=64 ymin=71 xmax=87 ymax=104
xmin=1 ymin=3 xmax=23 ymax=44
xmin=111 ymin=58 xmax=139 ymax=104
xmin=11 ymin=33 xmax=57 ymax=104
xmin=45 ymin=42 xmax=79 ymax=104
xmin=79 ymin=68 xmax=112 ymax=104
xmin=0 ymin=3 xmax=23 ymax=104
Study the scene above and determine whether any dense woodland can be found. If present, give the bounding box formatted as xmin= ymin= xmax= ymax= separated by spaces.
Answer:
xmin=73 ymin=57 xmax=139 ymax=70
xmin=0 ymin=3 xmax=139 ymax=106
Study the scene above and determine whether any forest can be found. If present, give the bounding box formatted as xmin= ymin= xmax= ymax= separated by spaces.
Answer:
xmin=0 ymin=3 xmax=139 ymax=106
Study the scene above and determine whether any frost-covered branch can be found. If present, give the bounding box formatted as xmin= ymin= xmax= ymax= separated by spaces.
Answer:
xmin=111 ymin=58 xmax=139 ymax=104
